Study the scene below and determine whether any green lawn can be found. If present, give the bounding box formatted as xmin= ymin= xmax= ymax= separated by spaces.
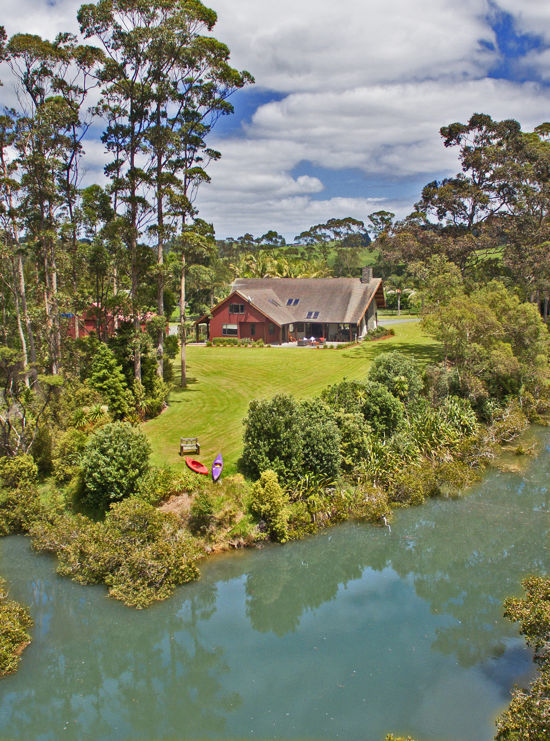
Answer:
xmin=143 ymin=320 xmax=440 ymax=474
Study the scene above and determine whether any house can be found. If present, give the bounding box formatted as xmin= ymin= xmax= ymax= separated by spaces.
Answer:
xmin=194 ymin=267 xmax=385 ymax=344
xmin=61 ymin=304 xmax=157 ymax=339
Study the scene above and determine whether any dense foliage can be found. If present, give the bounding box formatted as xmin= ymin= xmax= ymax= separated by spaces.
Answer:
xmin=242 ymin=395 xmax=305 ymax=480
xmin=30 ymin=498 xmax=201 ymax=608
xmin=0 ymin=578 xmax=32 ymax=677
xmin=367 ymin=351 xmax=423 ymax=404
xmin=496 ymin=576 xmax=550 ymax=739
xmin=78 ymin=422 xmax=151 ymax=513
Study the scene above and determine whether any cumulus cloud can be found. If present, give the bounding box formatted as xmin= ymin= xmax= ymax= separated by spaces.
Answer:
xmin=197 ymin=192 xmax=393 ymax=241
xmin=2 ymin=1 xmax=549 ymax=239
xmin=2 ymin=0 xmax=80 ymax=38
xmin=494 ymin=0 xmax=550 ymax=41
xmin=210 ymin=0 xmax=498 ymax=92
xmin=196 ymin=77 xmax=549 ymax=236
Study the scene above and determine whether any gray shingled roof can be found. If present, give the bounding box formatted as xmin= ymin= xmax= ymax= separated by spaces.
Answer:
xmin=232 ymin=277 xmax=383 ymax=325
xmin=233 ymin=288 xmax=296 ymax=325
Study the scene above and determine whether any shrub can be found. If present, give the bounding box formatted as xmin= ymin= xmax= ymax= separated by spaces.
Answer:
xmin=287 ymin=500 xmax=317 ymax=538
xmin=435 ymin=459 xmax=479 ymax=496
xmin=367 ymin=351 xmax=423 ymax=403
xmin=78 ymin=422 xmax=151 ymax=514
xmin=30 ymin=499 xmax=201 ymax=608
xmin=249 ymin=470 xmax=289 ymax=542
xmin=0 ymin=455 xmax=38 ymax=489
xmin=0 ymin=485 xmax=41 ymax=536
xmin=389 ymin=465 xmax=438 ymax=507
xmin=88 ymin=342 xmax=132 ymax=419
xmin=188 ymin=490 xmax=215 ymax=535
xmin=163 ymin=358 xmax=174 ymax=384
xmin=408 ymin=402 xmax=459 ymax=455
xmin=489 ymin=400 xmax=529 ymax=443
xmin=102 ymin=500 xmax=200 ymax=607
xmin=361 ymin=381 xmax=405 ymax=437
xmin=321 ymin=380 xmax=368 ymax=415
xmin=335 ymin=411 xmax=372 ymax=472
xmin=212 ymin=337 xmax=239 ymax=346
xmin=299 ymin=400 xmax=341 ymax=479
xmin=437 ymin=395 xmax=479 ymax=437
xmin=495 ymin=576 xmax=550 ymax=740
xmin=133 ymin=375 xmax=170 ymax=419
xmin=0 ymin=578 xmax=32 ymax=677
xmin=242 ymin=395 xmax=303 ymax=480
xmin=29 ymin=426 xmax=52 ymax=475
xmin=51 ymin=428 xmax=88 ymax=485
xmin=164 ymin=334 xmax=179 ymax=359
xmin=363 ymin=326 xmax=395 ymax=340
xmin=351 ymin=484 xmax=390 ymax=521
xmin=136 ymin=467 xmax=198 ymax=506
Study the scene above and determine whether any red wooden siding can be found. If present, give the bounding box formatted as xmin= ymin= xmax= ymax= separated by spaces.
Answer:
xmin=208 ymin=296 xmax=281 ymax=343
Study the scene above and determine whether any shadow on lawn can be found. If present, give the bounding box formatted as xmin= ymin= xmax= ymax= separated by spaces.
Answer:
xmin=344 ymin=341 xmax=442 ymax=367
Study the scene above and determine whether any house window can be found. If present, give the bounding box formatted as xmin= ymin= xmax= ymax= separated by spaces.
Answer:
xmin=229 ymin=303 xmax=245 ymax=314
xmin=250 ymin=324 xmax=256 ymax=336
xmin=286 ymin=298 xmax=300 ymax=306
xmin=296 ymin=323 xmax=304 ymax=332
xmin=222 ymin=324 xmax=238 ymax=336
xmin=306 ymin=311 xmax=320 ymax=319
xmin=268 ymin=323 xmax=275 ymax=335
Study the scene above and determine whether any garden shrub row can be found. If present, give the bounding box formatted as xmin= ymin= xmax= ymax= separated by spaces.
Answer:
xmin=207 ymin=338 xmax=266 ymax=347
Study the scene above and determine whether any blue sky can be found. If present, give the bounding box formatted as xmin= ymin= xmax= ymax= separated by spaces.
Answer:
xmin=2 ymin=0 xmax=550 ymax=240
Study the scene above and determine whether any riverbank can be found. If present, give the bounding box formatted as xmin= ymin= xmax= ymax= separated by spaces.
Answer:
xmin=2 ymin=427 xmax=550 ymax=740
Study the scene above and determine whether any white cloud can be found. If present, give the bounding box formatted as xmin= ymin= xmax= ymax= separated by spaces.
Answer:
xmin=197 ymin=192 xmax=392 ymax=241
xmin=2 ymin=0 xmax=80 ymax=39
xmin=196 ymin=77 xmax=548 ymax=237
xmin=2 ymin=1 xmax=549 ymax=239
xmin=209 ymin=0 xmax=497 ymax=92
xmin=494 ymin=1 xmax=550 ymax=41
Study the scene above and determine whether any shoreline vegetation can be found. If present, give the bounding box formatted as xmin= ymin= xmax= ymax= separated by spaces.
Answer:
xmin=0 ymin=577 xmax=32 ymax=678
xmin=1 ymin=285 xmax=550 ymax=737
xmin=0 ymin=1 xmax=549 ymax=730
xmin=4 ymin=285 xmax=548 ymax=610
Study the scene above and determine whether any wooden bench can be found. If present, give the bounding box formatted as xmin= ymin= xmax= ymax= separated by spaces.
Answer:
xmin=179 ymin=437 xmax=200 ymax=456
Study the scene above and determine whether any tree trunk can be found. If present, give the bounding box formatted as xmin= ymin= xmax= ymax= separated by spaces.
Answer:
xmin=43 ymin=252 xmax=57 ymax=374
xmin=130 ymin=129 xmax=141 ymax=382
xmin=1 ymin=144 xmax=38 ymax=382
xmin=13 ymin=270 xmax=29 ymax=387
xmin=180 ymin=251 xmax=186 ymax=388
xmin=49 ymin=242 xmax=61 ymax=375
xmin=16 ymin=252 xmax=38 ymax=384
xmin=113 ymin=265 xmax=118 ymax=331
xmin=156 ymin=143 xmax=164 ymax=379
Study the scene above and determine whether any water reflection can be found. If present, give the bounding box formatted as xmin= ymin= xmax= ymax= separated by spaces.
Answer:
xmin=0 ymin=436 xmax=549 ymax=740
xmin=0 ymin=559 xmax=240 ymax=740
xmin=238 ymin=466 xmax=550 ymax=668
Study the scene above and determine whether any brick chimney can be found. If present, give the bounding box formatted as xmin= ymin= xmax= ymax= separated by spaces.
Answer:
xmin=361 ymin=266 xmax=373 ymax=283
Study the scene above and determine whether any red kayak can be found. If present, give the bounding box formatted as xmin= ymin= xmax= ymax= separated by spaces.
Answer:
xmin=185 ymin=457 xmax=209 ymax=475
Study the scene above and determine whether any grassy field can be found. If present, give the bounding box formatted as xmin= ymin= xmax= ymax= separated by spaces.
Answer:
xmin=143 ymin=320 xmax=440 ymax=475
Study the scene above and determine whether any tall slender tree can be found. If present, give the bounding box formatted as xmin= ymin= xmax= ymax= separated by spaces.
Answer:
xmin=78 ymin=0 xmax=252 ymax=384
xmin=5 ymin=32 xmax=98 ymax=373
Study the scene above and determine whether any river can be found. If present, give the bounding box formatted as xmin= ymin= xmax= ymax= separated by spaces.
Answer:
xmin=1 ymin=432 xmax=549 ymax=740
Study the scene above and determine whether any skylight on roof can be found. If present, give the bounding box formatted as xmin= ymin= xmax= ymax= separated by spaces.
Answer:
xmin=286 ymin=298 xmax=300 ymax=306
xmin=306 ymin=311 xmax=320 ymax=319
